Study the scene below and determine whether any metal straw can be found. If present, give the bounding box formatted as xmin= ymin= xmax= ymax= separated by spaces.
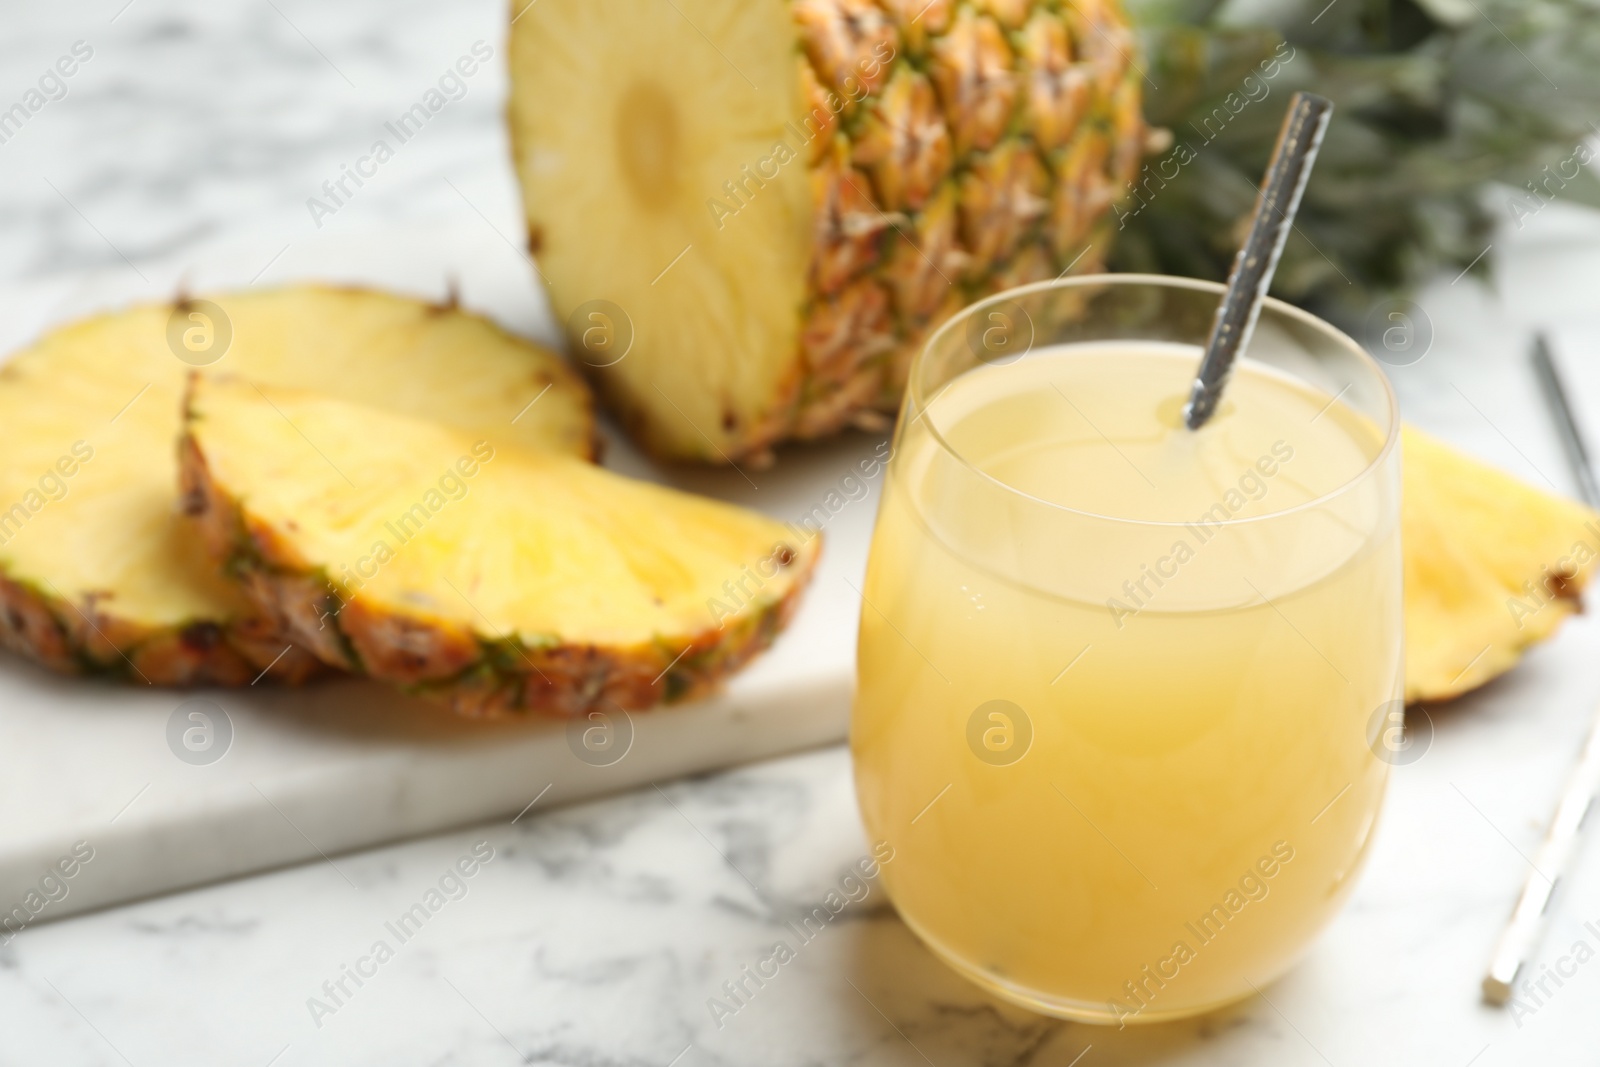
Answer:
xmin=1482 ymin=336 xmax=1600 ymax=1006
xmin=1532 ymin=334 xmax=1600 ymax=509
xmin=1484 ymin=715 xmax=1600 ymax=1005
xmin=1183 ymin=92 xmax=1335 ymax=430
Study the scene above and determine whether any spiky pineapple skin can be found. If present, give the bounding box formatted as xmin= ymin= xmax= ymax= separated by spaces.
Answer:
xmin=178 ymin=433 xmax=818 ymax=718
xmin=512 ymin=0 xmax=1146 ymax=463
xmin=789 ymin=0 xmax=1142 ymax=445
xmin=0 ymin=569 xmax=324 ymax=686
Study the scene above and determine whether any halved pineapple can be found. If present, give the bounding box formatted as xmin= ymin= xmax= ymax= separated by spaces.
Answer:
xmin=179 ymin=375 xmax=819 ymax=717
xmin=0 ymin=286 xmax=595 ymax=686
xmin=1403 ymin=426 xmax=1600 ymax=703
xmin=508 ymin=0 xmax=1146 ymax=463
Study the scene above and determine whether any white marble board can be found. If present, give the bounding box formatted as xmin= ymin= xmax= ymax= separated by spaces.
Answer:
xmin=0 ymin=227 xmax=883 ymax=924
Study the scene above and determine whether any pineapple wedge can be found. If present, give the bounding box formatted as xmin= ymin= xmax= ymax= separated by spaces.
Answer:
xmin=508 ymin=0 xmax=1146 ymax=463
xmin=1404 ymin=425 xmax=1600 ymax=703
xmin=179 ymin=375 xmax=819 ymax=717
xmin=0 ymin=286 xmax=595 ymax=686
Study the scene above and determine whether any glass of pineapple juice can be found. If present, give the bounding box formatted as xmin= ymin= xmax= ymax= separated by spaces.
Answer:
xmin=852 ymin=275 xmax=1401 ymax=1024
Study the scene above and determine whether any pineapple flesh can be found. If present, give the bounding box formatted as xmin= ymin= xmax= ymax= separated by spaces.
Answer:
xmin=180 ymin=375 xmax=820 ymax=717
xmin=1403 ymin=426 xmax=1600 ymax=703
xmin=0 ymin=286 xmax=595 ymax=686
xmin=508 ymin=0 xmax=1145 ymax=463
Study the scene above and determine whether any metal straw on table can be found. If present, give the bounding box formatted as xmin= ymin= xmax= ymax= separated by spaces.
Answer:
xmin=1482 ymin=335 xmax=1600 ymax=1005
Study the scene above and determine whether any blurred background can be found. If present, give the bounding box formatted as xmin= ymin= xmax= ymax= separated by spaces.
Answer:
xmin=12 ymin=0 xmax=1600 ymax=314
xmin=6 ymin=1 xmax=1600 ymax=1064
xmin=4 ymin=1 xmax=531 ymax=298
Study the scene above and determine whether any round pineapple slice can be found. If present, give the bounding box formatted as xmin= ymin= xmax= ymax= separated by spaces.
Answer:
xmin=0 ymin=286 xmax=596 ymax=686
xmin=509 ymin=0 xmax=1146 ymax=463
xmin=180 ymin=375 xmax=819 ymax=717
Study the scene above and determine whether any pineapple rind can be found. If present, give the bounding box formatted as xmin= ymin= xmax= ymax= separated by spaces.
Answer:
xmin=180 ymin=377 xmax=820 ymax=718
xmin=787 ymin=0 xmax=1144 ymax=444
xmin=0 ymin=567 xmax=325 ymax=685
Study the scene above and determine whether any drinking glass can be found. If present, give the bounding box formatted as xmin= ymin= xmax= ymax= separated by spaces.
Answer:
xmin=851 ymin=275 xmax=1401 ymax=1023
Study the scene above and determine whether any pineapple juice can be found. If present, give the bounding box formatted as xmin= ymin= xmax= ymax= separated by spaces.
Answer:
xmin=852 ymin=343 xmax=1402 ymax=1022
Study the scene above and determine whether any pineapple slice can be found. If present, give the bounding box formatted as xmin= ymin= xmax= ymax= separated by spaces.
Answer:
xmin=0 ymin=286 xmax=595 ymax=686
xmin=179 ymin=375 xmax=819 ymax=717
xmin=508 ymin=0 xmax=1146 ymax=463
xmin=1403 ymin=426 xmax=1600 ymax=703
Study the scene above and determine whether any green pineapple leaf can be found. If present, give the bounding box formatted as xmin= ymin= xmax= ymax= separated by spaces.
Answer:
xmin=1115 ymin=0 xmax=1600 ymax=326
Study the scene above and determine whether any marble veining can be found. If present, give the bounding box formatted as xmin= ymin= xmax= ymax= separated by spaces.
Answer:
xmin=5 ymin=0 xmax=1600 ymax=1063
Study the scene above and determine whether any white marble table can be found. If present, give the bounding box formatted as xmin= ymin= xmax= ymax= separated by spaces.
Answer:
xmin=5 ymin=1 xmax=1600 ymax=1064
